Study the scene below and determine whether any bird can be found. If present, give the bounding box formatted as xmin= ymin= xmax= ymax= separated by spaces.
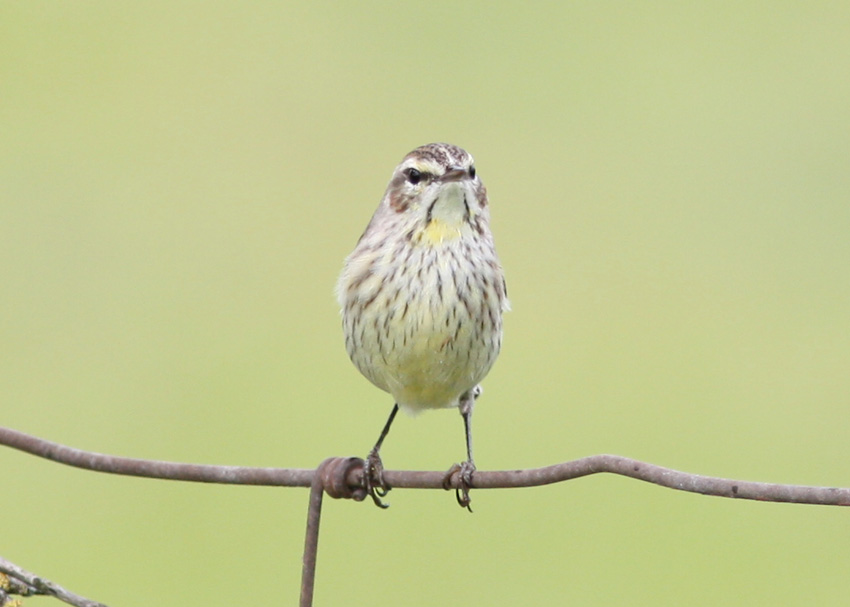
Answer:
xmin=336 ymin=143 xmax=508 ymax=510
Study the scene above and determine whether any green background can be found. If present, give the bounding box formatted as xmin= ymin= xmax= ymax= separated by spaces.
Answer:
xmin=3 ymin=3 xmax=849 ymax=605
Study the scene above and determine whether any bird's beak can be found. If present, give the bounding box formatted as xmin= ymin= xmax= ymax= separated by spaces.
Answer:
xmin=440 ymin=167 xmax=468 ymax=183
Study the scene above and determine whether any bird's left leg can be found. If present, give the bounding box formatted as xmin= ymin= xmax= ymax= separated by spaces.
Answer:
xmin=443 ymin=385 xmax=482 ymax=511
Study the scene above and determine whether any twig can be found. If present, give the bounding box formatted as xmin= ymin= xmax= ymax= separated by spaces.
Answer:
xmin=2 ymin=426 xmax=848 ymax=505
xmin=0 ymin=427 xmax=313 ymax=487
xmin=0 ymin=557 xmax=108 ymax=607
xmin=298 ymin=457 xmax=368 ymax=606
xmin=4 ymin=426 xmax=849 ymax=607
xmin=300 ymin=461 xmax=327 ymax=607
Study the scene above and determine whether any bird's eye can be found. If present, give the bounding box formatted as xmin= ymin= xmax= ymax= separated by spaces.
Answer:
xmin=405 ymin=168 xmax=423 ymax=185
xmin=469 ymin=165 xmax=477 ymax=179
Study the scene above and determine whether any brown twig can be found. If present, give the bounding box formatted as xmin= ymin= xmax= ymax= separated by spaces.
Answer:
xmin=2 ymin=426 xmax=848 ymax=505
xmin=3 ymin=425 xmax=850 ymax=607
xmin=0 ymin=557 xmax=108 ymax=607
xmin=0 ymin=427 xmax=313 ymax=487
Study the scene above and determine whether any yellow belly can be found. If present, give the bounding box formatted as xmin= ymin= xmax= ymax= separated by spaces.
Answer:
xmin=340 ymin=235 xmax=505 ymax=415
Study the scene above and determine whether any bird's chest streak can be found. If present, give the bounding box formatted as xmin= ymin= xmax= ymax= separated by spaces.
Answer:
xmin=353 ymin=240 xmax=500 ymax=410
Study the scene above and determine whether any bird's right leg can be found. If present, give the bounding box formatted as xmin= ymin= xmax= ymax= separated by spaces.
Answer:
xmin=365 ymin=403 xmax=398 ymax=508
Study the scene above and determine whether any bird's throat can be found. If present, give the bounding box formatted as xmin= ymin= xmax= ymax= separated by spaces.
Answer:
xmin=422 ymin=185 xmax=469 ymax=245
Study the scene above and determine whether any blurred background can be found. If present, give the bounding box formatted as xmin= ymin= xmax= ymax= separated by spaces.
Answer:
xmin=2 ymin=3 xmax=849 ymax=605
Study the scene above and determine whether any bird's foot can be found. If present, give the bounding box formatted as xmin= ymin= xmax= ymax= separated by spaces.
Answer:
xmin=443 ymin=460 xmax=476 ymax=512
xmin=364 ymin=447 xmax=391 ymax=509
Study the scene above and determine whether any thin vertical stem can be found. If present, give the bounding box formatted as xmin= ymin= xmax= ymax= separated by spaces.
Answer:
xmin=299 ymin=462 xmax=326 ymax=607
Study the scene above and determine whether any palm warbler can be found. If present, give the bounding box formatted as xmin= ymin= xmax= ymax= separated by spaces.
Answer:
xmin=336 ymin=143 xmax=508 ymax=509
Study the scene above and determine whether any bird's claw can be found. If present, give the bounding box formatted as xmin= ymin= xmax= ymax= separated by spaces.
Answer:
xmin=364 ymin=448 xmax=391 ymax=508
xmin=443 ymin=460 xmax=476 ymax=512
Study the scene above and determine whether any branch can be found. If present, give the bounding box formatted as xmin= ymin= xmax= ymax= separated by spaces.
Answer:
xmin=4 ymin=426 xmax=849 ymax=607
xmin=0 ymin=427 xmax=313 ymax=486
xmin=2 ymin=426 xmax=848 ymax=506
xmin=0 ymin=557 xmax=108 ymax=607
